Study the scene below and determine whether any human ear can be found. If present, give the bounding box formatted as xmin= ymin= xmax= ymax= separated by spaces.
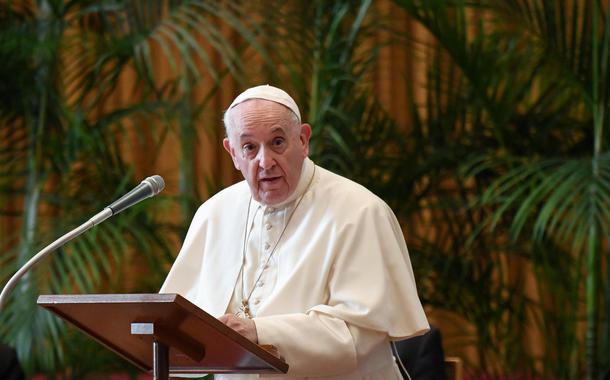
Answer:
xmin=223 ymin=138 xmax=240 ymax=170
xmin=299 ymin=123 xmax=312 ymax=156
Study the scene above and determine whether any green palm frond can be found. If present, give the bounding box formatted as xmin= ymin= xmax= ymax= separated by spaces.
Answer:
xmin=395 ymin=0 xmax=610 ymax=377
xmin=60 ymin=1 xmax=259 ymax=107
xmin=476 ymin=154 xmax=610 ymax=252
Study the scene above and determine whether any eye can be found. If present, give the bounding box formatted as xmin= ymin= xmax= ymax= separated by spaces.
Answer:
xmin=271 ymin=137 xmax=286 ymax=148
xmin=242 ymin=143 xmax=257 ymax=156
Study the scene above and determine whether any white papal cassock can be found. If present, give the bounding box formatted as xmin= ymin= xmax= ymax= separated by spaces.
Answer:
xmin=161 ymin=158 xmax=429 ymax=379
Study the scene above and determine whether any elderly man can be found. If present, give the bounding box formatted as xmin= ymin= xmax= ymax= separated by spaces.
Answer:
xmin=161 ymin=85 xmax=429 ymax=379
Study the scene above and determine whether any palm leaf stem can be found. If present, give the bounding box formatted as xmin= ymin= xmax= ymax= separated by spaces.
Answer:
xmin=16 ymin=0 xmax=55 ymax=297
xmin=308 ymin=3 xmax=322 ymax=126
xmin=592 ymin=1 xmax=602 ymax=159
xmin=604 ymin=237 xmax=610 ymax=372
xmin=586 ymin=220 xmax=599 ymax=380
xmin=586 ymin=1 xmax=605 ymax=378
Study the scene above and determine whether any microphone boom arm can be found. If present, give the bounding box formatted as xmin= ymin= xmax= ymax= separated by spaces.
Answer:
xmin=0 ymin=174 xmax=165 ymax=311
xmin=0 ymin=208 xmax=112 ymax=310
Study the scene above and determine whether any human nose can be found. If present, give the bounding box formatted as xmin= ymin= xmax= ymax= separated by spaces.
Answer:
xmin=257 ymin=146 xmax=276 ymax=170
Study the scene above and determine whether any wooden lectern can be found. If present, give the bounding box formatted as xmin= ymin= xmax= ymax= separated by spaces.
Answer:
xmin=37 ymin=293 xmax=288 ymax=379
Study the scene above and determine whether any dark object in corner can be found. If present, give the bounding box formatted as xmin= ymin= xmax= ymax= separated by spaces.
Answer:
xmin=393 ymin=325 xmax=447 ymax=380
xmin=0 ymin=343 xmax=25 ymax=380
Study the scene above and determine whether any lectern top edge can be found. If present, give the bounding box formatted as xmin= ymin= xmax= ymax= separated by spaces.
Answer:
xmin=37 ymin=293 xmax=179 ymax=304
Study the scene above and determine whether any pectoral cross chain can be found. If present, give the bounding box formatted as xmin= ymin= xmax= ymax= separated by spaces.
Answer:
xmin=238 ymin=300 xmax=252 ymax=319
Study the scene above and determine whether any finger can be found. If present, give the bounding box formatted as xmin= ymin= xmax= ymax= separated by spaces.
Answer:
xmin=218 ymin=314 xmax=231 ymax=324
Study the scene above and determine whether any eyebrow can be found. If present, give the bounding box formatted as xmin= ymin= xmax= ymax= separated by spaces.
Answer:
xmin=238 ymin=127 xmax=287 ymax=140
xmin=270 ymin=127 xmax=287 ymax=135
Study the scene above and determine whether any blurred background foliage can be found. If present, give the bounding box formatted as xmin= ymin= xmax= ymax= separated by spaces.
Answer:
xmin=0 ymin=0 xmax=609 ymax=379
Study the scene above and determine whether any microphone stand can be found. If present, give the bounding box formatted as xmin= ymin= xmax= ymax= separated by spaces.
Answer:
xmin=0 ymin=208 xmax=112 ymax=311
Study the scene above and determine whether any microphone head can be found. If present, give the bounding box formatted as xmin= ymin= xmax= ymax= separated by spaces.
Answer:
xmin=143 ymin=175 xmax=165 ymax=195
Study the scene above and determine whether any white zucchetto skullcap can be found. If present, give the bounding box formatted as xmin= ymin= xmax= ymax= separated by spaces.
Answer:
xmin=228 ymin=84 xmax=301 ymax=123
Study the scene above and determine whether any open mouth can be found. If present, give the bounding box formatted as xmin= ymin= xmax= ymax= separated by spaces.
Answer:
xmin=259 ymin=177 xmax=281 ymax=186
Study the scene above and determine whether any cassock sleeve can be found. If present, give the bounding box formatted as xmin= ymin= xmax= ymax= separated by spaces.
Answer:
xmin=254 ymin=313 xmax=358 ymax=376
xmin=253 ymin=200 xmax=429 ymax=376
xmin=255 ymin=312 xmax=394 ymax=377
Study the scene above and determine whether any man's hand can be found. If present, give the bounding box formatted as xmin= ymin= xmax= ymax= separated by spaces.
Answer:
xmin=218 ymin=314 xmax=258 ymax=343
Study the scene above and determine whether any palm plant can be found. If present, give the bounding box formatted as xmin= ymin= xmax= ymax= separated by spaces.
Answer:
xmin=394 ymin=0 xmax=610 ymax=378
xmin=247 ymin=0 xmax=412 ymax=200
xmin=0 ymin=0 xmax=260 ymax=374
xmin=471 ymin=2 xmax=610 ymax=378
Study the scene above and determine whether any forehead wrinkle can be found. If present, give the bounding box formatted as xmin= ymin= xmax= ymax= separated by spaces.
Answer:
xmin=240 ymin=111 xmax=290 ymax=127
xmin=237 ymin=127 xmax=288 ymax=145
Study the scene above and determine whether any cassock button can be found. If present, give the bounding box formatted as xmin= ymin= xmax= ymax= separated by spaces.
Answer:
xmin=258 ymin=282 xmax=264 ymax=287
xmin=265 ymin=223 xmax=272 ymax=230
xmin=254 ymin=299 xmax=261 ymax=305
xmin=264 ymin=242 xmax=270 ymax=250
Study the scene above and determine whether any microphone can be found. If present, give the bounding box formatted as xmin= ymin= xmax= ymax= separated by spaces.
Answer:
xmin=0 ymin=175 xmax=165 ymax=311
xmin=90 ymin=175 xmax=165 ymax=225
xmin=108 ymin=175 xmax=165 ymax=215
